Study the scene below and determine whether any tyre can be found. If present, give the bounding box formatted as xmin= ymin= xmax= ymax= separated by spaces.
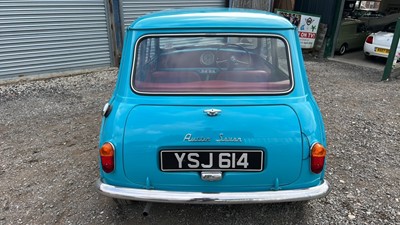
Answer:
xmin=338 ymin=44 xmax=347 ymax=55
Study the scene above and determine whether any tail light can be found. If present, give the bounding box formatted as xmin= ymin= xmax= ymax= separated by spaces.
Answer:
xmin=366 ymin=36 xmax=373 ymax=44
xmin=311 ymin=143 xmax=326 ymax=174
xmin=100 ymin=142 xmax=115 ymax=173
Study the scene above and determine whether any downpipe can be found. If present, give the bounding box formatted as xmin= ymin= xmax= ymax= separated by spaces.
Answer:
xmin=142 ymin=202 xmax=152 ymax=217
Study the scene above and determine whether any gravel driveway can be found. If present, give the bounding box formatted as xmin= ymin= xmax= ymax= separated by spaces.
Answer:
xmin=0 ymin=59 xmax=399 ymax=224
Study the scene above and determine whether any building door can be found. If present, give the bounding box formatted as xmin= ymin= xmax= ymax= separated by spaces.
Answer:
xmin=0 ymin=0 xmax=112 ymax=78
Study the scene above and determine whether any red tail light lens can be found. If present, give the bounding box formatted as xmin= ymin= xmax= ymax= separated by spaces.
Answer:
xmin=311 ymin=143 xmax=326 ymax=174
xmin=366 ymin=36 xmax=373 ymax=44
xmin=100 ymin=142 xmax=115 ymax=173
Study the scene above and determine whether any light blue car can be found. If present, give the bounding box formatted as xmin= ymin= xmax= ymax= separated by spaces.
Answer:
xmin=96 ymin=8 xmax=330 ymax=205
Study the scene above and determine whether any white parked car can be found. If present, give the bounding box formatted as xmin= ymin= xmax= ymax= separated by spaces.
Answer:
xmin=364 ymin=22 xmax=400 ymax=59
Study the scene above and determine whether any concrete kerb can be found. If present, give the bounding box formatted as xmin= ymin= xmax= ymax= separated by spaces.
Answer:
xmin=0 ymin=67 xmax=117 ymax=86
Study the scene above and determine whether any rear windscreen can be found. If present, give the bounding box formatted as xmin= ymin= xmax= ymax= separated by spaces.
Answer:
xmin=132 ymin=35 xmax=293 ymax=94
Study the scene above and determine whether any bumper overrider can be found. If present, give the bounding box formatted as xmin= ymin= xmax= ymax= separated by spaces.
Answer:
xmin=96 ymin=179 xmax=330 ymax=204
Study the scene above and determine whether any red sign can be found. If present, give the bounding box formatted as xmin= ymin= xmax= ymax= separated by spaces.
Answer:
xmin=299 ymin=32 xmax=316 ymax=39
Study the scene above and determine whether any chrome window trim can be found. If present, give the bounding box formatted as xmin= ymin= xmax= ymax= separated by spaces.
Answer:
xmin=130 ymin=33 xmax=295 ymax=95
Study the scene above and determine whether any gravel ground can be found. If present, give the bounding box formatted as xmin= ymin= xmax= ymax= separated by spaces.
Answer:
xmin=0 ymin=59 xmax=399 ymax=224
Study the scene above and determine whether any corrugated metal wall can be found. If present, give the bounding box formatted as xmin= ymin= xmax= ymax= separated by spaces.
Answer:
xmin=120 ymin=0 xmax=227 ymax=29
xmin=0 ymin=0 xmax=111 ymax=78
xmin=230 ymin=0 xmax=273 ymax=11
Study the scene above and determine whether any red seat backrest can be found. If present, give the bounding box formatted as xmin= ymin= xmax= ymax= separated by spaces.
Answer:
xmin=216 ymin=70 xmax=271 ymax=82
xmin=149 ymin=71 xmax=201 ymax=83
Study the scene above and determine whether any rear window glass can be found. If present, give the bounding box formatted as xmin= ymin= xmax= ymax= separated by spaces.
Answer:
xmin=132 ymin=35 xmax=293 ymax=94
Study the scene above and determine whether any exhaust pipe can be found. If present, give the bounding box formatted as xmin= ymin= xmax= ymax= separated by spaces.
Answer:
xmin=142 ymin=202 xmax=153 ymax=217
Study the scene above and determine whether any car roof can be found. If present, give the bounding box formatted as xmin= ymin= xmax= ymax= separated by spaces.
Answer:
xmin=129 ymin=8 xmax=295 ymax=30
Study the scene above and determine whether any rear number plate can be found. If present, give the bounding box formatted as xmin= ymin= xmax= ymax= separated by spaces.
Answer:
xmin=375 ymin=47 xmax=390 ymax=54
xmin=160 ymin=150 xmax=263 ymax=171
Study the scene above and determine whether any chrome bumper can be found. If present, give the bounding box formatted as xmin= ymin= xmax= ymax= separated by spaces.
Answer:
xmin=96 ymin=179 xmax=330 ymax=204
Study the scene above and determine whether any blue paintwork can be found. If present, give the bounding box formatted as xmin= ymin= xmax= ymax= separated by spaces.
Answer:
xmin=129 ymin=8 xmax=295 ymax=30
xmin=98 ymin=8 xmax=326 ymax=194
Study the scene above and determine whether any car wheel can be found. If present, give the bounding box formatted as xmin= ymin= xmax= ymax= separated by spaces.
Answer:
xmin=338 ymin=44 xmax=347 ymax=55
